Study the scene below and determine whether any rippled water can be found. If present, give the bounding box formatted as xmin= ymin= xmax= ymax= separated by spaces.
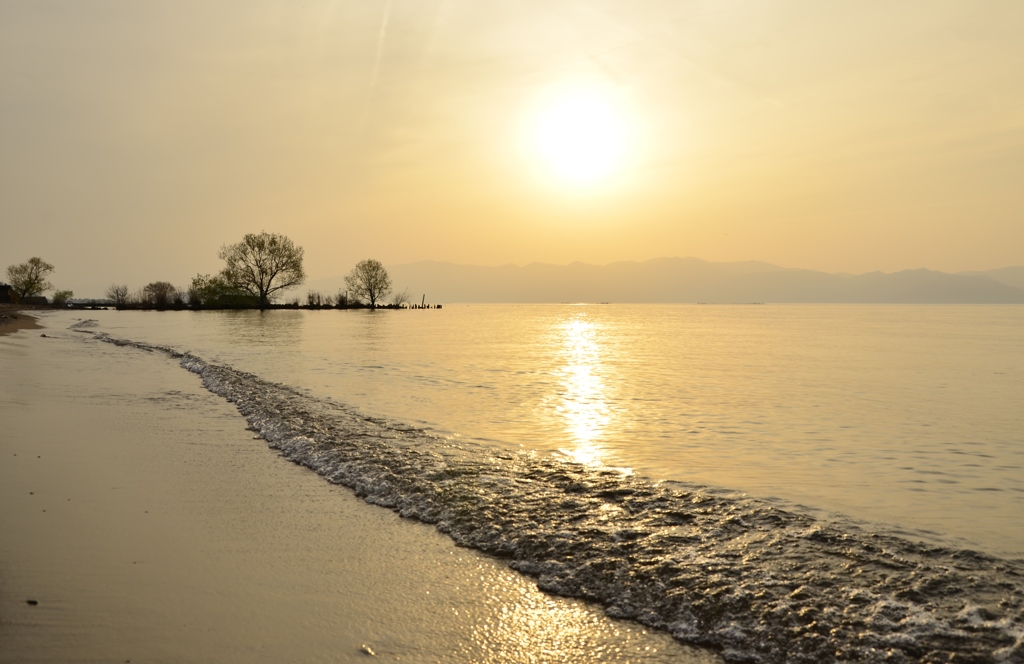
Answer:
xmin=86 ymin=331 xmax=1024 ymax=663
xmin=66 ymin=304 xmax=1024 ymax=557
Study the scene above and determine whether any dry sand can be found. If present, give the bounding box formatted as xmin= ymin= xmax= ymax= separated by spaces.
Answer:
xmin=0 ymin=318 xmax=720 ymax=663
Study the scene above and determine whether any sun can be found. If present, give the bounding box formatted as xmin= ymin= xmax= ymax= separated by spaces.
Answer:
xmin=525 ymin=87 xmax=633 ymax=188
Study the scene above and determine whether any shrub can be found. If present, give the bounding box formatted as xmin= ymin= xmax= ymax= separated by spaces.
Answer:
xmin=52 ymin=289 xmax=73 ymax=305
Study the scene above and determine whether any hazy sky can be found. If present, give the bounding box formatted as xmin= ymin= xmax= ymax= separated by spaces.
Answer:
xmin=2 ymin=1 xmax=1022 ymax=296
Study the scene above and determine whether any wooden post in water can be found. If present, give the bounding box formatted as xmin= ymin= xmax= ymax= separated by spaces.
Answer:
xmin=421 ymin=294 xmax=425 ymax=308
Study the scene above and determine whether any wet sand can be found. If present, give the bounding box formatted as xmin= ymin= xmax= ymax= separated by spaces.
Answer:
xmin=0 ymin=320 xmax=719 ymax=663
xmin=0 ymin=309 xmax=42 ymax=336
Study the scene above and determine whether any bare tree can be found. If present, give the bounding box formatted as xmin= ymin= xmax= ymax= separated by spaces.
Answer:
xmin=219 ymin=231 xmax=305 ymax=309
xmin=345 ymin=259 xmax=392 ymax=307
xmin=389 ymin=287 xmax=411 ymax=307
xmin=106 ymin=284 xmax=129 ymax=306
xmin=6 ymin=257 xmax=55 ymax=299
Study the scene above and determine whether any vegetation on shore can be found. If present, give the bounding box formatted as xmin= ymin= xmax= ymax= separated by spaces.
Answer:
xmin=3 ymin=257 xmax=73 ymax=304
xmin=345 ymin=259 xmax=398 ymax=308
xmin=2 ymin=232 xmax=435 ymax=311
xmin=218 ymin=232 xmax=306 ymax=309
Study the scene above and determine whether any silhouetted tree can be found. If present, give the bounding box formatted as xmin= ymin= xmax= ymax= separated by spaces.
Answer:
xmin=187 ymin=273 xmax=252 ymax=308
xmin=389 ymin=287 xmax=411 ymax=307
xmin=52 ymin=290 xmax=73 ymax=305
xmin=106 ymin=284 xmax=129 ymax=307
xmin=345 ymin=259 xmax=392 ymax=307
xmin=219 ymin=232 xmax=305 ymax=309
xmin=5 ymin=257 xmax=55 ymax=299
xmin=142 ymin=281 xmax=179 ymax=308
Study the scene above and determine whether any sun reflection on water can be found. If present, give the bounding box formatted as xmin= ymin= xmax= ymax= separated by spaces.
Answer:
xmin=554 ymin=313 xmax=612 ymax=465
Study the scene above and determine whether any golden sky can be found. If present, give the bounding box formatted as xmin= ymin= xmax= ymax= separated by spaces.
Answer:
xmin=1 ymin=1 xmax=1022 ymax=296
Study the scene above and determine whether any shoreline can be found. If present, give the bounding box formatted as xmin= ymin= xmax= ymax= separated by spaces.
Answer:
xmin=76 ymin=313 xmax=1024 ymax=662
xmin=0 ymin=314 xmax=715 ymax=663
xmin=0 ymin=309 xmax=42 ymax=336
xmin=8 ymin=309 xmax=1022 ymax=661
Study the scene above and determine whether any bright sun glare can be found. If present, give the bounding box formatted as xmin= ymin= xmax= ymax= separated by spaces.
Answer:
xmin=527 ymin=87 xmax=631 ymax=187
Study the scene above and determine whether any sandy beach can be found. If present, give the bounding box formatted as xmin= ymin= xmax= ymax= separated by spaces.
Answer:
xmin=0 ymin=308 xmax=42 ymax=337
xmin=0 ymin=316 xmax=718 ymax=663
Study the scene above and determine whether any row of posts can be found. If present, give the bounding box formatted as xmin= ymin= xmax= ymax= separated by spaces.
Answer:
xmin=410 ymin=294 xmax=440 ymax=309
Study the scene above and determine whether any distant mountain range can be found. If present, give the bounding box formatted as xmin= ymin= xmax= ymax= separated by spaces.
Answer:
xmin=309 ymin=259 xmax=1024 ymax=304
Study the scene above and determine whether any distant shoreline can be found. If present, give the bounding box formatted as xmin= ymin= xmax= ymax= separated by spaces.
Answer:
xmin=0 ymin=302 xmax=442 ymax=315
xmin=380 ymin=258 xmax=1024 ymax=304
xmin=106 ymin=303 xmax=441 ymax=311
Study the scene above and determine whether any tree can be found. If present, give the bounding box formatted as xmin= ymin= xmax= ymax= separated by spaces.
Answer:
xmin=345 ymin=259 xmax=392 ymax=307
xmin=106 ymin=284 xmax=129 ymax=306
xmin=389 ymin=287 xmax=411 ymax=307
xmin=6 ymin=257 xmax=55 ymax=299
xmin=142 ymin=281 xmax=179 ymax=308
xmin=187 ymin=273 xmax=252 ymax=308
xmin=52 ymin=290 xmax=73 ymax=305
xmin=219 ymin=232 xmax=305 ymax=309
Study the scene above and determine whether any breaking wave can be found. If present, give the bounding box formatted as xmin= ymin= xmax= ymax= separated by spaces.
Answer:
xmin=96 ymin=333 xmax=1024 ymax=663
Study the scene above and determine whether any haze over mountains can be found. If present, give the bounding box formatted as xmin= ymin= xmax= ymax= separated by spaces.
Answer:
xmin=307 ymin=259 xmax=1024 ymax=304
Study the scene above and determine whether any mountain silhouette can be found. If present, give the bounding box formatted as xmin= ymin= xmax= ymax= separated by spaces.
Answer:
xmin=305 ymin=258 xmax=1024 ymax=304
xmin=379 ymin=258 xmax=1024 ymax=303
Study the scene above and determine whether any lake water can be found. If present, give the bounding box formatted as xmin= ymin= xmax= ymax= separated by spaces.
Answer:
xmin=73 ymin=304 xmax=1024 ymax=557
xmin=41 ymin=304 xmax=1024 ymax=662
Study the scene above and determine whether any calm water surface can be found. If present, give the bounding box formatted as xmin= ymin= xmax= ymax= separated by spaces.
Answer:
xmin=66 ymin=304 xmax=1023 ymax=556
